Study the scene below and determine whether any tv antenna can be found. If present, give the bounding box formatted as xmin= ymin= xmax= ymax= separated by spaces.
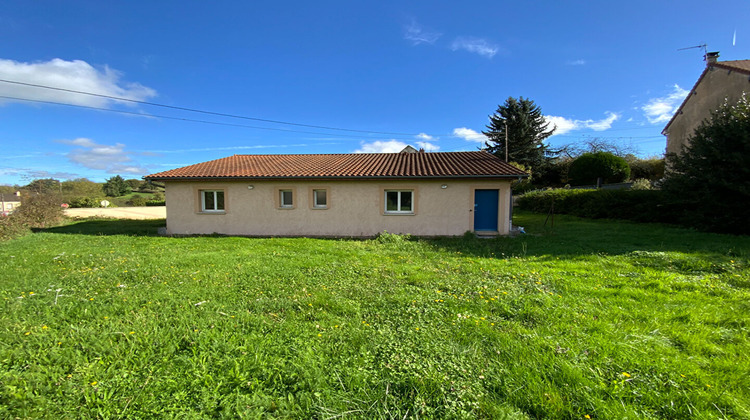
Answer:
xmin=678 ymin=43 xmax=707 ymax=56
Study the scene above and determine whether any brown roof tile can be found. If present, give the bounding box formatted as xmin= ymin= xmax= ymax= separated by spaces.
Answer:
xmin=714 ymin=59 xmax=750 ymax=75
xmin=145 ymin=151 xmax=528 ymax=180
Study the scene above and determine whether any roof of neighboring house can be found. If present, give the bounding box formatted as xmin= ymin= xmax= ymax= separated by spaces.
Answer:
xmin=713 ymin=59 xmax=750 ymax=74
xmin=1 ymin=193 xmax=21 ymax=202
xmin=145 ymin=151 xmax=529 ymax=180
xmin=663 ymin=59 xmax=750 ymax=133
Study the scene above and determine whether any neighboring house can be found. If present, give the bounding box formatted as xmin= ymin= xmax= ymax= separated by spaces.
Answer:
xmin=0 ymin=191 xmax=21 ymax=214
xmin=144 ymin=150 xmax=528 ymax=237
xmin=663 ymin=53 xmax=750 ymax=156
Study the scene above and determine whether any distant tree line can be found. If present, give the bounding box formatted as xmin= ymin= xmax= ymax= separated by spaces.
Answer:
xmin=1 ymin=176 xmax=165 ymax=208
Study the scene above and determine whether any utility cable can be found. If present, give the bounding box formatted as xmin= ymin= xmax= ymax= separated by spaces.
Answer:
xmin=0 ymin=95 xmax=395 ymax=139
xmin=0 ymin=78 xmax=424 ymax=137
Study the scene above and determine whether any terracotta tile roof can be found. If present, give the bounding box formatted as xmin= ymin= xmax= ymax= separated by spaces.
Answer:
xmin=714 ymin=59 xmax=750 ymax=75
xmin=145 ymin=151 xmax=528 ymax=180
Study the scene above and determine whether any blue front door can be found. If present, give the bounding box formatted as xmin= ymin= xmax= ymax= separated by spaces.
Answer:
xmin=474 ymin=189 xmax=499 ymax=231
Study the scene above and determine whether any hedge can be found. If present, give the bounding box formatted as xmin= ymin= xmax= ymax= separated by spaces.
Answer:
xmin=516 ymin=189 xmax=680 ymax=225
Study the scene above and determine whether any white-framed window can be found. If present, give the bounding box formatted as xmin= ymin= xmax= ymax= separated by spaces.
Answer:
xmin=313 ymin=189 xmax=327 ymax=209
xmin=385 ymin=190 xmax=413 ymax=214
xmin=280 ymin=189 xmax=293 ymax=208
xmin=201 ymin=190 xmax=225 ymax=212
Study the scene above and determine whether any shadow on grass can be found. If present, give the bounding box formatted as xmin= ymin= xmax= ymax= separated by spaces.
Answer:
xmin=33 ymin=215 xmax=749 ymax=263
xmin=423 ymin=211 xmax=750 ymax=260
xmin=36 ymin=218 xmax=166 ymax=236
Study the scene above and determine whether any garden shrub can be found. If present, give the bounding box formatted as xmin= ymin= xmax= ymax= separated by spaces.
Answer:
xmin=631 ymin=179 xmax=652 ymax=190
xmin=146 ymin=200 xmax=166 ymax=206
xmin=662 ymin=93 xmax=750 ymax=235
xmin=128 ymin=196 xmax=149 ymax=206
xmin=516 ymin=189 xmax=676 ymax=224
xmin=568 ymin=152 xmax=630 ymax=185
xmin=629 ymin=158 xmax=665 ymax=181
xmin=1 ymin=194 xmax=66 ymax=240
xmin=68 ymin=196 xmax=105 ymax=208
xmin=13 ymin=194 xmax=65 ymax=228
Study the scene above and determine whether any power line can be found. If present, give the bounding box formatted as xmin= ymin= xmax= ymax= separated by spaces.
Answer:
xmin=0 ymin=95 xmax=397 ymax=140
xmin=0 ymin=78 xmax=424 ymax=137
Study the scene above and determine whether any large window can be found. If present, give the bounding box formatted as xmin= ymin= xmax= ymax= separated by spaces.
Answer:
xmin=313 ymin=189 xmax=327 ymax=209
xmin=280 ymin=189 xmax=293 ymax=208
xmin=385 ymin=190 xmax=413 ymax=214
xmin=201 ymin=190 xmax=225 ymax=212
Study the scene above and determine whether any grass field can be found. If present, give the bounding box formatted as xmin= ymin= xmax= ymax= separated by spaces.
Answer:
xmin=1 ymin=212 xmax=749 ymax=418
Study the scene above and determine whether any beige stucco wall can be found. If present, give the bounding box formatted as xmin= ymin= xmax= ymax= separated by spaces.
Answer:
xmin=665 ymin=66 xmax=750 ymax=156
xmin=163 ymin=179 xmax=513 ymax=237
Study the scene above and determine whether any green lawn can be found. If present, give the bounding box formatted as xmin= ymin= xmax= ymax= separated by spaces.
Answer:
xmin=1 ymin=212 xmax=748 ymax=419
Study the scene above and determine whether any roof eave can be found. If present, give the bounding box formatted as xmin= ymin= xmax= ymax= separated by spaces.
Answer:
xmin=144 ymin=174 xmax=529 ymax=182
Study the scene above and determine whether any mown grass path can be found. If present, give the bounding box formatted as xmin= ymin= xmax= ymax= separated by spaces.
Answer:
xmin=1 ymin=212 xmax=748 ymax=418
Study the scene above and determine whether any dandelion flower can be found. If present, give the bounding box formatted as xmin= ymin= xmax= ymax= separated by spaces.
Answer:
xmin=622 ymin=372 xmax=631 ymax=378
xmin=90 ymin=381 xmax=97 ymax=386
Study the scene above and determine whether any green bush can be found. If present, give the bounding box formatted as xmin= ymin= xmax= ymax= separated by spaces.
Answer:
xmin=2 ymin=194 xmax=66 ymax=239
xmin=631 ymin=179 xmax=652 ymax=190
xmin=145 ymin=200 xmax=166 ymax=206
xmin=568 ymin=152 xmax=630 ymax=185
xmin=68 ymin=197 xmax=105 ymax=208
xmin=663 ymin=93 xmax=750 ymax=235
xmin=0 ymin=214 xmax=28 ymax=241
xmin=13 ymin=194 xmax=65 ymax=228
xmin=128 ymin=196 xmax=149 ymax=206
xmin=629 ymin=158 xmax=665 ymax=181
xmin=516 ymin=189 xmax=675 ymax=224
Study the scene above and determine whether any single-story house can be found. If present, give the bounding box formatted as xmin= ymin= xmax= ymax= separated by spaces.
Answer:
xmin=144 ymin=149 xmax=528 ymax=237
xmin=1 ymin=191 xmax=21 ymax=214
xmin=663 ymin=52 xmax=750 ymax=156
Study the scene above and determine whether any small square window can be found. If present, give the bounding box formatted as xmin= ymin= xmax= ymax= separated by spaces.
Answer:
xmin=313 ymin=189 xmax=327 ymax=208
xmin=384 ymin=190 xmax=413 ymax=214
xmin=201 ymin=190 xmax=225 ymax=212
xmin=280 ymin=190 xmax=293 ymax=207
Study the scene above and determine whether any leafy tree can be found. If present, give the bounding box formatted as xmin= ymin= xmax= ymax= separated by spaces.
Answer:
xmin=0 ymin=185 xmax=21 ymax=195
xmin=662 ymin=93 xmax=750 ymax=234
xmin=24 ymin=178 xmax=61 ymax=194
xmin=103 ymin=175 xmax=129 ymax=197
xmin=61 ymin=178 xmax=103 ymax=199
xmin=483 ymin=97 xmax=556 ymax=171
xmin=125 ymin=178 xmax=144 ymax=191
xmin=568 ymin=152 xmax=630 ymax=186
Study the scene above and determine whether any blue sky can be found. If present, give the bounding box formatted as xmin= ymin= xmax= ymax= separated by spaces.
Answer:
xmin=1 ymin=1 xmax=748 ymax=185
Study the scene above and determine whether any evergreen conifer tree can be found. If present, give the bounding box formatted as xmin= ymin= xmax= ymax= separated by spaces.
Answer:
xmin=483 ymin=97 xmax=556 ymax=171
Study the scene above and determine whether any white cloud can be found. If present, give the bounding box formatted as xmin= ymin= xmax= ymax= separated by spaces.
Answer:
xmin=416 ymin=132 xmax=434 ymax=141
xmin=450 ymin=37 xmax=499 ymax=58
xmin=544 ymin=112 xmax=620 ymax=136
xmin=403 ymin=21 xmax=441 ymax=45
xmin=641 ymin=85 xmax=689 ymax=124
xmin=416 ymin=141 xmax=440 ymax=151
xmin=354 ymin=140 xmax=438 ymax=153
xmin=354 ymin=140 xmax=409 ymax=153
xmin=0 ymin=58 xmax=156 ymax=108
xmin=0 ymin=168 xmax=80 ymax=181
xmin=59 ymin=137 xmax=149 ymax=175
xmin=566 ymin=59 xmax=586 ymax=66
xmin=452 ymin=127 xmax=487 ymax=143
